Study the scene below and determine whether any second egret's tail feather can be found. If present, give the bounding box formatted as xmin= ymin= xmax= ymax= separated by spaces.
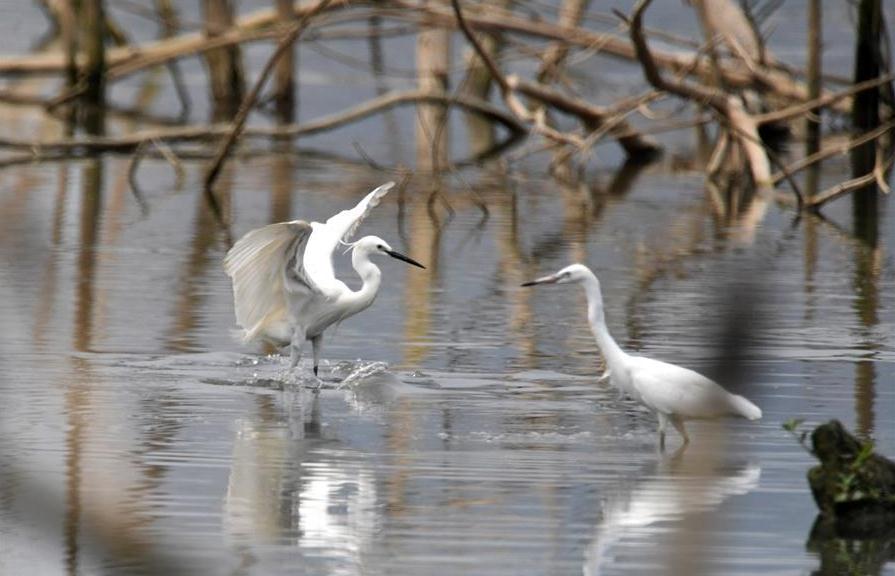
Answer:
xmin=730 ymin=394 xmax=762 ymax=420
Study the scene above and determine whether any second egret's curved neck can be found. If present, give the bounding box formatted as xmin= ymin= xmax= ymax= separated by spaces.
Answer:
xmin=349 ymin=248 xmax=382 ymax=308
xmin=581 ymin=272 xmax=627 ymax=368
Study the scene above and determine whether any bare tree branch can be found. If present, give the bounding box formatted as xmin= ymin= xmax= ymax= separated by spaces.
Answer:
xmin=773 ymin=120 xmax=895 ymax=184
xmin=203 ymin=0 xmax=336 ymax=192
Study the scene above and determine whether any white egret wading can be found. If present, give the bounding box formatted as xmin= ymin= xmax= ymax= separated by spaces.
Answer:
xmin=522 ymin=264 xmax=761 ymax=449
xmin=223 ymin=182 xmax=424 ymax=376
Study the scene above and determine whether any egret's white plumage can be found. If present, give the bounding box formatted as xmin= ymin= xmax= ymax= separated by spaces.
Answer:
xmin=224 ymin=182 xmax=425 ymax=376
xmin=523 ymin=263 xmax=761 ymax=449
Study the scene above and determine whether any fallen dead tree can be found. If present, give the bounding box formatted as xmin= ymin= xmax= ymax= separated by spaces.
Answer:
xmin=391 ymin=0 xmax=853 ymax=115
xmin=0 ymin=0 xmax=889 ymax=228
xmin=630 ymin=1 xmax=772 ymax=186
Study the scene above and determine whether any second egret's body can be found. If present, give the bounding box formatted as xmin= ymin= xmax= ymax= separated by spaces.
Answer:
xmin=523 ymin=264 xmax=761 ymax=449
xmin=224 ymin=182 xmax=424 ymax=376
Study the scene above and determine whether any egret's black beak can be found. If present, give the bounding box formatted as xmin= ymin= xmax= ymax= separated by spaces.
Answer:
xmin=521 ymin=274 xmax=559 ymax=287
xmin=385 ymin=249 xmax=426 ymax=269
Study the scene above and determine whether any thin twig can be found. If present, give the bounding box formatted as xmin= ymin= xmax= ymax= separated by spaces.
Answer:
xmin=166 ymin=61 xmax=192 ymax=121
xmin=450 ymin=0 xmax=583 ymax=149
xmin=874 ymin=144 xmax=892 ymax=194
xmin=152 ymin=137 xmax=185 ymax=187
xmin=203 ymin=0 xmax=336 ymax=192
xmin=450 ymin=0 xmax=511 ymax=96
xmin=773 ymin=120 xmax=895 ymax=184
xmin=756 ymin=73 xmax=895 ymax=125
xmin=628 ymin=0 xmax=777 ymax=195
xmin=808 ymin=172 xmax=882 ymax=210
xmin=508 ymin=74 xmax=661 ymax=156
xmin=126 ymin=141 xmax=150 ymax=216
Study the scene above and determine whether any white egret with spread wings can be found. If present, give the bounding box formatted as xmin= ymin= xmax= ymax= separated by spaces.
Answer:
xmin=523 ymin=264 xmax=761 ymax=449
xmin=224 ymin=182 xmax=424 ymax=376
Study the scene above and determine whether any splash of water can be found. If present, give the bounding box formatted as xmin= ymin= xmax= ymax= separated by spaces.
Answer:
xmin=336 ymin=360 xmax=390 ymax=390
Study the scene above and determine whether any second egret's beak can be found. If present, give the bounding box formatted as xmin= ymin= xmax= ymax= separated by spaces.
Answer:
xmin=385 ymin=249 xmax=426 ymax=269
xmin=521 ymin=274 xmax=559 ymax=287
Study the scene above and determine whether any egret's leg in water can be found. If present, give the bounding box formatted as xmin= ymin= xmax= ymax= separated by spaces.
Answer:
xmin=311 ymin=335 xmax=323 ymax=378
xmin=657 ymin=412 xmax=669 ymax=452
xmin=671 ymin=415 xmax=690 ymax=446
xmin=289 ymin=327 xmax=306 ymax=369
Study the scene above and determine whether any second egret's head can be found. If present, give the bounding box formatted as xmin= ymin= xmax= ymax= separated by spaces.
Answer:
xmin=353 ymin=235 xmax=426 ymax=268
xmin=521 ymin=263 xmax=593 ymax=287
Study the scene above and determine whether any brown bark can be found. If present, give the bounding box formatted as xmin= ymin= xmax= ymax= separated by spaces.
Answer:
xmin=273 ymin=0 xmax=297 ymax=123
xmin=203 ymin=0 xmax=245 ymax=121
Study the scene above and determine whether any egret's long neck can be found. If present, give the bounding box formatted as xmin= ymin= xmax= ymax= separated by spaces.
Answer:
xmin=582 ymin=272 xmax=627 ymax=368
xmin=349 ymin=248 xmax=382 ymax=309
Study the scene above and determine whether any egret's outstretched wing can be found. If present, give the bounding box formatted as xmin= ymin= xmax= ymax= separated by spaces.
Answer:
xmin=304 ymin=182 xmax=395 ymax=295
xmin=326 ymin=181 xmax=396 ymax=243
xmin=224 ymin=221 xmax=314 ymax=343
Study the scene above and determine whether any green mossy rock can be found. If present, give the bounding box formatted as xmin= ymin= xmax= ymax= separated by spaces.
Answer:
xmin=808 ymin=420 xmax=895 ymax=534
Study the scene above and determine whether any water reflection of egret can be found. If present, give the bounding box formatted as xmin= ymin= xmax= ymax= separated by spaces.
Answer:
xmin=224 ymin=395 xmax=379 ymax=567
xmin=297 ymin=461 xmax=379 ymax=552
xmin=584 ymin=461 xmax=761 ymax=575
xmin=523 ymin=264 xmax=761 ymax=449
xmin=224 ymin=417 xmax=292 ymax=544
xmin=224 ymin=182 xmax=425 ymax=377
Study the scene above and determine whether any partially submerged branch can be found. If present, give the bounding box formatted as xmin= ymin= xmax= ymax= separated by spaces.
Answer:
xmin=508 ymin=75 xmax=661 ymax=157
xmin=450 ymin=0 xmax=582 ymax=149
xmin=628 ymin=0 xmax=775 ymax=193
xmin=774 ymin=120 xmax=895 ymax=185
xmin=450 ymin=0 xmax=659 ymax=158
xmin=807 ymin=143 xmax=894 ymax=210
xmin=395 ymin=0 xmax=850 ymax=114
xmin=0 ymin=0 xmax=886 ymax=225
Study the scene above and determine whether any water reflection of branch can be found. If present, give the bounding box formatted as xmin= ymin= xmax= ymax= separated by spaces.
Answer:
xmin=851 ymin=217 xmax=882 ymax=440
xmin=225 ymin=395 xmax=295 ymax=544
xmin=74 ymin=158 xmax=103 ymax=353
xmin=128 ymin=138 xmax=186 ymax=210
xmin=527 ymin=158 xmax=649 ymax=263
xmin=803 ymin=205 xmax=889 ymax=435
xmin=33 ymin=164 xmax=68 ymax=348
xmin=402 ymin=190 xmax=443 ymax=367
xmin=624 ymin=198 xmax=714 ymax=349
xmin=24 ymin=353 xmax=207 ymax=576
xmin=164 ymin=175 xmax=231 ymax=352
xmin=805 ymin=209 xmax=894 ymax=270
xmin=0 ymin=453 xmax=204 ymax=575
xmin=491 ymin=176 xmax=538 ymax=368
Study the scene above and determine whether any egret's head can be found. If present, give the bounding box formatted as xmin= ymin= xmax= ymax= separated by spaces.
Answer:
xmin=521 ymin=263 xmax=593 ymax=287
xmin=353 ymin=235 xmax=425 ymax=268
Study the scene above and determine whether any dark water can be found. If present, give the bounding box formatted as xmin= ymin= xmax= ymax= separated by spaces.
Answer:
xmin=1 ymin=2 xmax=894 ymax=575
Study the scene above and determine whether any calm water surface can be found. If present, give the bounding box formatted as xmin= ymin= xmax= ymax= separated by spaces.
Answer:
xmin=0 ymin=2 xmax=894 ymax=575
xmin=1 ymin=156 xmax=892 ymax=575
